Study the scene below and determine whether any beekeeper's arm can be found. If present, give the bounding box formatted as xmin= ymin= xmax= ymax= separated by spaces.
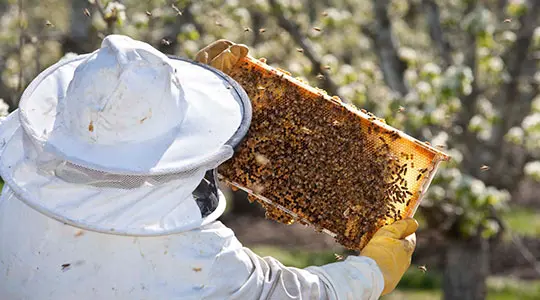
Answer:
xmin=202 ymin=218 xmax=417 ymax=299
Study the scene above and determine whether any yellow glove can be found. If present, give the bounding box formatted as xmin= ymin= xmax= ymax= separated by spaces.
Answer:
xmin=194 ymin=39 xmax=249 ymax=74
xmin=360 ymin=218 xmax=418 ymax=296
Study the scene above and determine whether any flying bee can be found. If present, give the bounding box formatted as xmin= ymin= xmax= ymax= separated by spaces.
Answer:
xmin=161 ymin=38 xmax=171 ymax=46
xmin=61 ymin=263 xmax=71 ymax=271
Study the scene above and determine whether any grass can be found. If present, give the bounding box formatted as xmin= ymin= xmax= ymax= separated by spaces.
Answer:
xmin=252 ymin=245 xmax=540 ymax=299
xmin=415 ymin=206 xmax=540 ymax=238
xmin=502 ymin=207 xmax=540 ymax=238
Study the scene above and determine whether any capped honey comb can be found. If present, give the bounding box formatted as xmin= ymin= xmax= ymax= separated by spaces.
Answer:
xmin=218 ymin=56 xmax=450 ymax=251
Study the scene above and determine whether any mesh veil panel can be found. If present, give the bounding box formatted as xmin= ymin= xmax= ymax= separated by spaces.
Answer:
xmin=53 ymin=161 xmax=220 ymax=217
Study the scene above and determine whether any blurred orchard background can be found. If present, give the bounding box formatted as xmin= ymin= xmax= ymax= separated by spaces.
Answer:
xmin=0 ymin=0 xmax=539 ymax=299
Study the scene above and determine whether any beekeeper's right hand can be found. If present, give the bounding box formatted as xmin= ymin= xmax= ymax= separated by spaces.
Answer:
xmin=194 ymin=39 xmax=249 ymax=74
xmin=360 ymin=218 xmax=418 ymax=296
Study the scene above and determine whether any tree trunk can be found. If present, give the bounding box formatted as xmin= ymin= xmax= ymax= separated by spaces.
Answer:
xmin=443 ymin=237 xmax=489 ymax=300
xmin=62 ymin=0 xmax=100 ymax=54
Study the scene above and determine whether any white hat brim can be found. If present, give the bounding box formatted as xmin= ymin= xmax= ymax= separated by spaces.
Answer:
xmin=18 ymin=54 xmax=251 ymax=175
xmin=0 ymin=114 xmax=227 ymax=235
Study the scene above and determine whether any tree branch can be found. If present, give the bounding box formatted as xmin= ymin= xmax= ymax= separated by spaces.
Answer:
xmin=423 ymin=0 xmax=453 ymax=68
xmin=366 ymin=0 xmax=408 ymax=96
xmin=267 ymin=0 xmax=344 ymax=101
xmin=510 ymin=232 xmax=540 ymax=277
xmin=498 ymin=2 xmax=540 ymax=129
xmin=249 ymin=9 xmax=265 ymax=46
xmin=93 ymin=0 xmax=115 ymax=35
xmin=451 ymin=2 xmax=482 ymax=172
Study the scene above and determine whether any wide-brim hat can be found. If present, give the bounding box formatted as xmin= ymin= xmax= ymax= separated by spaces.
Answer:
xmin=0 ymin=35 xmax=251 ymax=235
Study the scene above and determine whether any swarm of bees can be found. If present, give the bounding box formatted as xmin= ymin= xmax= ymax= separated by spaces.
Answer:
xmin=218 ymin=57 xmax=450 ymax=250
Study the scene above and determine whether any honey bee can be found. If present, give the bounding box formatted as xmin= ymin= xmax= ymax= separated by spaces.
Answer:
xmin=161 ymin=38 xmax=171 ymax=46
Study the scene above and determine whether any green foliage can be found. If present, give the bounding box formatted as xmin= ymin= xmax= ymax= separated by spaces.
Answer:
xmin=503 ymin=207 xmax=540 ymax=237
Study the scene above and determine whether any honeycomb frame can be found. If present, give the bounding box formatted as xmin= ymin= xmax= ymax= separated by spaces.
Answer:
xmin=218 ymin=56 xmax=450 ymax=250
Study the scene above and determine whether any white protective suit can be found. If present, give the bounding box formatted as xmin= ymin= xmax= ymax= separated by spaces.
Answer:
xmin=0 ymin=186 xmax=383 ymax=300
xmin=0 ymin=35 xmax=385 ymax=300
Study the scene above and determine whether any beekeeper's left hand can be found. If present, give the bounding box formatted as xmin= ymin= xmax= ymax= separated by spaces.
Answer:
xmin=195 ymin=39 xmax=249 ymax=74
xmin=360 ymin=218 xmax=418 ymax=296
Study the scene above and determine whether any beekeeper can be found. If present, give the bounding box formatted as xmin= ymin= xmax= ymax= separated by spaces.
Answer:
xmin=0 ymin=35 xmax=417 ymax=300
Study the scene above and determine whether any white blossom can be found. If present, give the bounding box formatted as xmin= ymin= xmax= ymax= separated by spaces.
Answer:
xmin=416 ymin=81 xmax=432 ymax=95
xmin=404 ymin=69 xmax=418 ymax=84
xmin=501 ymin=30 xmax=517 ymax=43
xmin=532 ymin=95 xmax=540 ymax=112
xmin=505 ymin=127 xmax=525 ymax=145
xmin=431 ymin=131 xmax=449 ymax=148
xmin=399 ymin=47 xmax=417 ymax=62
xmin=104 ymin=1 xmax=127 ymax=24
xmin=422 ymin=63 xmax=442 ymax=76
xmin=488 ymin=57 xmax=504 ymax=73
xmin=522 ymin=113 xmax=540 ymax=132
xmin=469 ymin=115 xmax=485 ymax=132
xmin=524 ymin=161 xmax=540 ymax=181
